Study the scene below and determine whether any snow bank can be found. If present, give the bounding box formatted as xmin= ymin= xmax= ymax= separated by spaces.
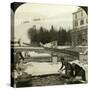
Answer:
xmin=24 ymin=62 xmax=62 ymax=76
xmin=15 ymin=46 xmax=44 ymax=50
xmin=14 ymin=60 xmax=88 ymax=81
xmin=27 ymin=51 xmax=51 ymax=57
xmin=43 ymin=42 xmax=71 ymax=49
xmin=24 ymin=60 xmax=87 ymax=80
xmin=43 ymin=43 xmax=52 ymax=48
xmin=57 ymin=46 xmax=71 ymax=49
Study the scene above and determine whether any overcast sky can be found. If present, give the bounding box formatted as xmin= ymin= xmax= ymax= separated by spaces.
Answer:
xmin=14 ymin=3 xmax=78 ymax=43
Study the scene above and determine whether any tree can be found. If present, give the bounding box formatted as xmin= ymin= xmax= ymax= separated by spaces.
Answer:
xmin=66 ymin=30 xmax=72 ymax=45
xmin=49 ymin=25 xmax=57 ymax=41
xmin=27 ymin=25 xmax=37 ymax=43
xmin=27 ymin=25 xmax=72 ymax=46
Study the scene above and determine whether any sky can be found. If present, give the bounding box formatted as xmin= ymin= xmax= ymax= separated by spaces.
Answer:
xmin=14 ymin=3 xmax=79 ymax=43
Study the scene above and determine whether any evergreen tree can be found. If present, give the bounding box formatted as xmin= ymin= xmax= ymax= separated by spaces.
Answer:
xmin=27 ymin=25 xmax=72 ymax=46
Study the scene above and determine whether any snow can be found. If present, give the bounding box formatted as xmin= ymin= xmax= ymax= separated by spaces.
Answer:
xmin=43 ymin=42 xmax=71 ymax=49
xmin=43 ymin=42 xmax=53 ymax=48
xmin=24 ymin=62 xmax=62 ymax=76
xmin=14 ymin=46 xmax=44 ymax=50
xmin=24 ymin=60 xmax=88 ymax=80
xmin=76 ymin=46 xmax=88 ymax=48
xmin=14 ymin=60 xmax=88 ymax=81
xmin=28 ymin=51 xmax=51 ymax=57
xmin=57 ymin=46 xmax=71 ymax=49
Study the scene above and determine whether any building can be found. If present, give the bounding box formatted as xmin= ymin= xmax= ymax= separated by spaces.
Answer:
xmin=72 ymin=8 xmax=88 ymax=46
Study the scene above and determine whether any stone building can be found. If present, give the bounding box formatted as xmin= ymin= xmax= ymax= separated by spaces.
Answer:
xmin=72 ymin=8 xmax=88 ymax=46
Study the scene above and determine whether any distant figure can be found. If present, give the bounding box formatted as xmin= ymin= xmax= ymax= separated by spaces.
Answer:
xmin=18 ymin=52 xmax=24 ymax=60
xmin=58 ymin=57 xmax=73 ymax=78
xmin=72 ymin=63 xmax=86 ymax=81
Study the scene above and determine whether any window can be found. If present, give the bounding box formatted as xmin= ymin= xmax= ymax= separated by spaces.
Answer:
xmin=80 ymin=19 xmax=84 ymax=25
xmin=75 ymin=14 xmax=77 ymax=19
xmin=86 ymin=19 xmax=88 ymax=23
xmin=74 ymin=21 xmax=78 ymax=26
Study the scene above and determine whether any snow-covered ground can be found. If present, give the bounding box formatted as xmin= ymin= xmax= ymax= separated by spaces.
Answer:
xmin=24 ymin=62 xmax=62 ymax=76
xmin=14 ymin=62 xmax=62 ymax=78
xmin=14 ymin=46 xmax=44 ymax=50
xmin=14 ymin=60 xmax=88 ymax=81
xmin=27 ymin=51 xmax=51 ymax=58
